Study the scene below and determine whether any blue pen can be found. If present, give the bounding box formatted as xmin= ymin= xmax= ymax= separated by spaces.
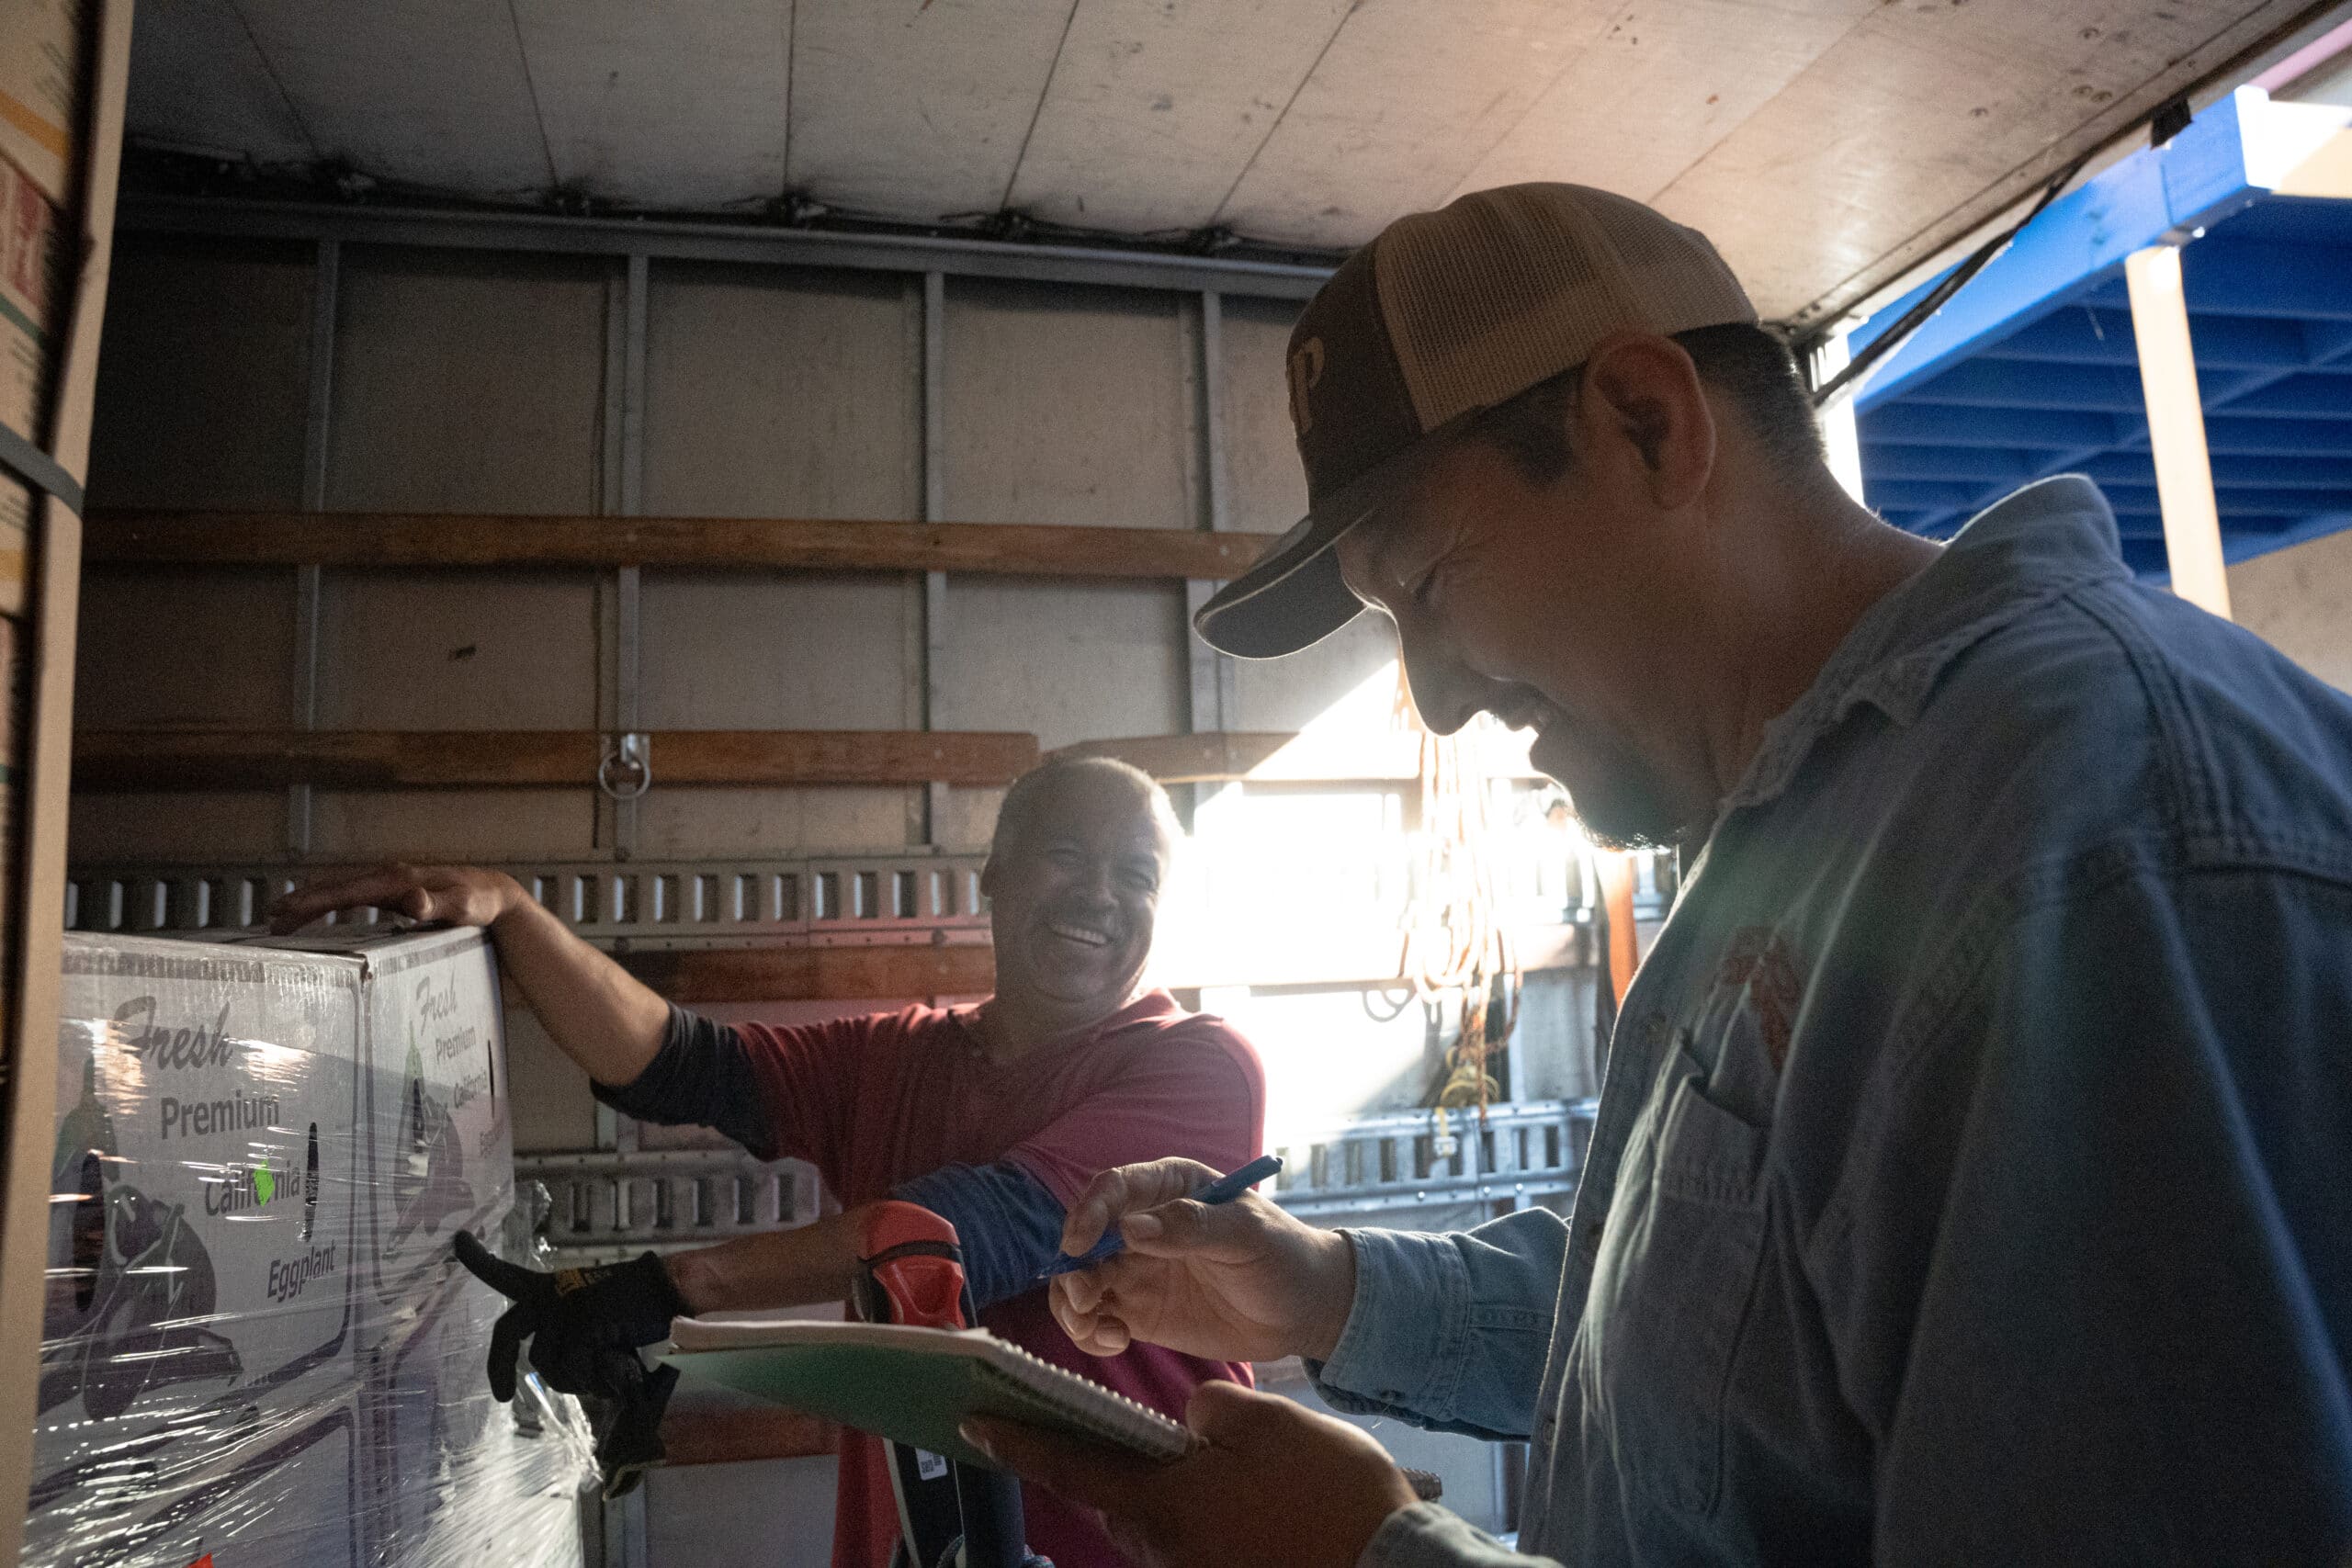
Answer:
xmin=1036 ymin=1154 xmax=1283 ymax=1280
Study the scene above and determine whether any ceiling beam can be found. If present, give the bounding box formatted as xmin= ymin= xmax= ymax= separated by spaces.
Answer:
xmin=1859 ymin=403 xmax=2120 ymax=452
xmin=2183 ymin=237 xmax=2352 ymax=321
xmin=1860 ymin=443 xmax=2037 ymax=484
xmin=1898 ymin=357 xmax=2267 ymax=413
xmin=1983 ymin=308 xmax=2309 ymax=370
xmin=114 ymin=193 xmax=1337 ymax=300
xmin=2083 ymin=450 xmax=2352 ymax=490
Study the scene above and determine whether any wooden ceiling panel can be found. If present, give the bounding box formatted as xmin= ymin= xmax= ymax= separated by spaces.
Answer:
xmin=1655 ymin=0 xmax=2324 ymax=325
xmin=126 ymin=0 xmax=317 ymax=166
xmin=233 ymin=0 xmax=552 ymax=197
xmin=511 ymin=0 xmax=790 ymax=209
xmin=1214 ymin=0 xmax=1622 ymax=248
xmin=1448 ymin=0 xmax=1876 ymax=209
xmin=1004 ymin=0 xmax=1351 ymax=234
xmin=786 ymin=0 xmax=1077 ymax=222
xmin=119 ymin=0 xmax=2325 ymax=331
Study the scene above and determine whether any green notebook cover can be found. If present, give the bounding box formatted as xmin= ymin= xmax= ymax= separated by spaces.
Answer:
xmin=663 ymin=1318 xmax=1198 ymax=1471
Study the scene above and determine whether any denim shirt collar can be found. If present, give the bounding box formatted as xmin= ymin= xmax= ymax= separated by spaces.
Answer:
xmin=1722 ymin=476 xmax=2130 ymax=817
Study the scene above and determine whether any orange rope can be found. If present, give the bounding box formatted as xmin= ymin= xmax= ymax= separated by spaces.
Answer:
xmin=1393 ymin=668 xmax=1521 ymax=1119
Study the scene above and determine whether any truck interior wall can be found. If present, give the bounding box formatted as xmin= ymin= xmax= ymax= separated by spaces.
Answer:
xmin=1217 ymin=295 xmax=1310 ymax=532
xmin=83 ymin=235 xmax=315 ymax=510
xmin=76 ymin=233 xmax=311 ymax=866
xmin=642 ymin=260 xmax=924 ymax=851
xmin=644 ymin=263 xmax=922 ymax=520
xmin=2228 ymin=527 xmax=2352 ymax=693
xmin=503 ymin=1003 xmax=600 ymax=1154
xmin=316 ymin=247 xmax=609 ymax=859
xmin=944 ymin=575 xmax=1191 ymax=749
xmin=71 ymin=231 xmax=1601 ymax=1161
xmin=935 ymin=276 xmax=1198 ymax=749
xmin=944 ymin=277 xmax=1200 ymax=530
xmin=327 ymin=247 xmax=608 ymax=512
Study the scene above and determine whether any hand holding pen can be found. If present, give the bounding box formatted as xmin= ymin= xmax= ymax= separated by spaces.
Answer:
xmin=1041 ymin=1155 xmax=1360 ymax=1368
xmin=1037 ymin=1154 xmax=1284 ymax=1280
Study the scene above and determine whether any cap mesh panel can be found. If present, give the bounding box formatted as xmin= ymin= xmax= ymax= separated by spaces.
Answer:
xmin=1374 ymin=184 xmax=1756 ymax=429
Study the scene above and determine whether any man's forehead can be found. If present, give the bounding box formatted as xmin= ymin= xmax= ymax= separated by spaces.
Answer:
xmin=1019 ymin=773 xmax=1170 ymax=851
xmin=1335 ymin=486 xmax=1451 ymax=606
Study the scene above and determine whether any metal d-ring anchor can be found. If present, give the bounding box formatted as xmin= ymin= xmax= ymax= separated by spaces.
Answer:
xmin=598 ymin=732 xmax=652 ymax=801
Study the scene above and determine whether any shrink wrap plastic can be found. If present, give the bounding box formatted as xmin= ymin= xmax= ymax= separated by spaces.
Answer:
xmin=31 ymin=929 xmax=597 ymax=1567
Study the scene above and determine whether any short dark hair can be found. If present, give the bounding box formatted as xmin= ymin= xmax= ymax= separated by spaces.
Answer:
xmin=988 ymin=754 xmax=1181 ymax=864
xmin=1471 ymin=322 xmax=1826 ymax=486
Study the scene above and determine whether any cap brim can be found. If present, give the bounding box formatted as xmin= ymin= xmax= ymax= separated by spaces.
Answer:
xmin=1193 ymin=414 xmax=1470 ymax=660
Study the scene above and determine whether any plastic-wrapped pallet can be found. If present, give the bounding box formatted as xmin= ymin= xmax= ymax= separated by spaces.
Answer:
xmin=31 ymin=929 xmax=598 ymax=1567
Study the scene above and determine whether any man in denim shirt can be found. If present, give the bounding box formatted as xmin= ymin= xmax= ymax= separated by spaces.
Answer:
xmin=969 ymin=184 xmax=2352 ymax=1566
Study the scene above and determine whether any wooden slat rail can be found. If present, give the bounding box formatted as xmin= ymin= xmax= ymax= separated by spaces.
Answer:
xmin=617 ymin=925 xmax=1582 ymax=1004
xmin=1056 ymin=732 xmax=1296 ymax=782
xmin=74 ymin=726 xmax=1555 ymax=793
xmin=84 ymin=510 xmax=1280 ymax=580
xmin=1057 ymin=729 xmax=1553 ymax=784
xmin=620 ymin=942 xmax=997 ymax=1003
xmin=72 ymin=728 xmax=1041 ymax=791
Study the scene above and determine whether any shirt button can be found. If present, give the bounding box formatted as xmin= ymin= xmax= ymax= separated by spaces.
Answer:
xmin=1381 ymin=1390 xmax=1404 ymax=1402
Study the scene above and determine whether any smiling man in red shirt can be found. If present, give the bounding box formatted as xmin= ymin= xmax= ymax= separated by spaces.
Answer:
xmin=273 ymin=756 xmax=1267 ymax=1568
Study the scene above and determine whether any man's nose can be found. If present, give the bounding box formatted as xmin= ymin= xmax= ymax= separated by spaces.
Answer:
xmin=1070 ymin=857 xmax=1119 ymax=905
xmin=1396 ymin=622 xmax=1493 ymax=737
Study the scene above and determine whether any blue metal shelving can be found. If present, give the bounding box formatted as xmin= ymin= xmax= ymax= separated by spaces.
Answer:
xmin=1851 ymin=87 xmax=2352 ymax=578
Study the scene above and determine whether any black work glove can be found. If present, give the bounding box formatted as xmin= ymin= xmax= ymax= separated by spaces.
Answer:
xmin=455 ymin=1231 xmax=686 ymax=1497
xmin=452 ymin=1230 xmax=685 ymax=1403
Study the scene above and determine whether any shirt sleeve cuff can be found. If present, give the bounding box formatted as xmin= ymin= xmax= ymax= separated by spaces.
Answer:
xmin=1358 ymin=1504 xmax=1532 ymax=1568
xmin=1309 ymin=1229 xmax=1474 ymax=1423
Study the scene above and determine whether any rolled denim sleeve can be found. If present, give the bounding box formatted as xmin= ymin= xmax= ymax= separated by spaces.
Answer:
xmin=1359 ymin=1505 xmax=1562 ymax=1568
xmin=1310 ymin=1208 xmax=1567 ymax=1440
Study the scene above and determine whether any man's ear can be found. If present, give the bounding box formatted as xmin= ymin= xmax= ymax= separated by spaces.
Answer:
xmin=978 ymin=857 xmax=1000 ymax=899
xmin=1579 ymin=333 xmax=1715 ymax=512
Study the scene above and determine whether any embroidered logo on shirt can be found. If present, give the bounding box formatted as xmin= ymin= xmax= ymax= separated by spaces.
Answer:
xmin=1714 ymin=929 xmax=1804 ymax=1074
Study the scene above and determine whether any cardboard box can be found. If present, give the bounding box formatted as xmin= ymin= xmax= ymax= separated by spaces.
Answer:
xmin=0 ymin=152 xmax=60 ymax=340
xmin=0 ymin=154 xmax=58 ymax=471
xmin=39 ymin=936 xmax=368 ymax=1439
xmin=0 ymin=152 xmax=58 ymax=613
xmin=0 ymin=0 xmax=87 ymax=205
xmin=29 ymin=928 xmax=556 ymax=1568
xmin=345 ymin=925 xmax=516 ymax=1323
xmin=24 ymin=1386 xmax=370 ymax=1568
xmin=361 ymin=1266 xmax=591 ymax=1567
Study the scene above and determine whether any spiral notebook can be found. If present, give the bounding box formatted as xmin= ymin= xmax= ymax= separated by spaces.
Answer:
xmin=662 ymin=1318 xmax=1199 ymax=1471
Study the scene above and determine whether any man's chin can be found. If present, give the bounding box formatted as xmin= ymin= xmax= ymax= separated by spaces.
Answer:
xmin=1532 ymin=736 xmax=1693 ymax=851
xmin=1018 ymin=961 xmax=1144 ymax=1011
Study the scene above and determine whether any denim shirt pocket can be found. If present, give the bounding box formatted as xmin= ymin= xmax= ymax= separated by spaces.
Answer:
xmin=1586 ymin=1046 xmax=1770 ymax=1517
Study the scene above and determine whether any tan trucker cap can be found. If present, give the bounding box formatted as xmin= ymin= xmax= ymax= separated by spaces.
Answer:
xmin=1195 ymin=182 xmax=1758 ymax=659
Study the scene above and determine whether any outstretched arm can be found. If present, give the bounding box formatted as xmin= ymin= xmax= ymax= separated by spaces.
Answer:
xmin=664 ymin=1208 xmax=866 ymax=1314
xmin=665 ymin=1162 xmax=1067 ymax=1316
xmin=271 ymin=863 xmax=669 ymax=1087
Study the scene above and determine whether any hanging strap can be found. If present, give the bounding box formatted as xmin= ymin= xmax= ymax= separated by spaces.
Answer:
xmin=0 ymin=420 xmax=82 ymax=515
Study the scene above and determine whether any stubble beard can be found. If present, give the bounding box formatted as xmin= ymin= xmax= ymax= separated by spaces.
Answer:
xmin=1541 ymin=728 xmax=1704 ymax=852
